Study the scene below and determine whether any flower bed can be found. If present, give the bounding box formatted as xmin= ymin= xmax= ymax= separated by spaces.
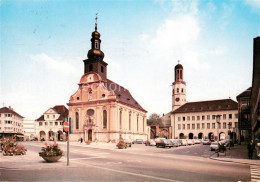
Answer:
xmin=0 ymin=138 xmax=27 ymax=156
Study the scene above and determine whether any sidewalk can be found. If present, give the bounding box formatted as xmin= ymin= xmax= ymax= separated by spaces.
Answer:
xmin=210 ymin=142 xmax=260 ymax=166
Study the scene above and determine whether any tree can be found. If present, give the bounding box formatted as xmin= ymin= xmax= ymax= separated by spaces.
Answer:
xmin=147 ymin=113 xmax=162 ymax=126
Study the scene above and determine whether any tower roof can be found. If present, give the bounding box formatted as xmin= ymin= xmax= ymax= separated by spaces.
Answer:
xmin=175 ymin=64 xmax=183 ymax=70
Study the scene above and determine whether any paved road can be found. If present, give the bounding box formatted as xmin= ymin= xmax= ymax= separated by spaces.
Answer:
xmin=0 ymin=142 xmax=252 ymax=181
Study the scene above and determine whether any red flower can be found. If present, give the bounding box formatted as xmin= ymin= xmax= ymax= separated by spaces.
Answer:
xmin=44 ymin=142 xmax=47 ymax=146
xmin=56 ymin=144 xmax=59 ymax=146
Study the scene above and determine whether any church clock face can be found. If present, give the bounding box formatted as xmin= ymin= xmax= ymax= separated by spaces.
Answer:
xmin=175 ymin=98 xmax=180 ymax=102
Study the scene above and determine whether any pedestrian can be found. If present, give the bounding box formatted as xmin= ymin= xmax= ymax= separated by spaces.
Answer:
xmin=80 ymin=137 xmax=83 ymax=144
xmin=247 ymin=140 xmax=255 ymax=159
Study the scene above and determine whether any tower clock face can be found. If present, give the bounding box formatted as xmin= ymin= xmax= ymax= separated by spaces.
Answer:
xmin=175 ymin=98 xmax=180 ymax=102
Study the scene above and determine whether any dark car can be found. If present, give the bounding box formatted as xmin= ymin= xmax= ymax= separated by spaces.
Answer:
xmin=124 ymin=139 xmax=132 ymax=147
xmin=156 ymin=139 xmax=173 ymax=148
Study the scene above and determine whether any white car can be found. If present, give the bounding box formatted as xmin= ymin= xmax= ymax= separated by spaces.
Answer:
xmin=210 ymin=142 xmax=220 ymax=151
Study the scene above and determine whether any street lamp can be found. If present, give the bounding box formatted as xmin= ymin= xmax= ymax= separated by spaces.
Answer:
xmin=215 ymin=115 xmax=221 ymax=157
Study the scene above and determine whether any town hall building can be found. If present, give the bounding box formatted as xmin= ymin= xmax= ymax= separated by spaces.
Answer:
xmin=67 ymin=17 xmax=148 ymax=142
xmin=163 ymin=63 xmax=239 ymax=141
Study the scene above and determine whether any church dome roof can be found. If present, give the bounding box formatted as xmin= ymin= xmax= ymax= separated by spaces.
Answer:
xmin=87 ymin=49 xmax=104 ymax=59
xmin=92 ymin=31 xmax=100 ymax=39
xmin=175 ymin=64 xmax=183 ymax=69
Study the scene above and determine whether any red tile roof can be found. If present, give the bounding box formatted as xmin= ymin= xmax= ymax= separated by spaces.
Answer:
xmin=0 ymin=107 xmax=24 ymax=118
xmin=105 ymin=79 xmax=147 ymax=112
xmin=35 ymin=105 xmax=68 ymax=121
xmin=172 ymin=99 xmax=238 ymax=114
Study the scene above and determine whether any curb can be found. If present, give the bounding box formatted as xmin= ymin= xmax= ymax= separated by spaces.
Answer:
xmin=209 ymin=156 xmax=260 ymax=166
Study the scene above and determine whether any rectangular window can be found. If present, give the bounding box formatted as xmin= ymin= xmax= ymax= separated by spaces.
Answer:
xmin=187 ymin=124 xmax=190 ymax=130
xmin=47 ymin=115 xmax=49 ymax=119
xmin=39 ymin=122 xmax=42 ymax=126
xmin=182 ymin=124 xmax=185 ymax=130
xmin=183 ymin=117 xmax=185 ymax=121
xmin=223 ymin=122 xmax=226 ymax=129
xmin=53 ymin=115 xmax=55 ymax=118
xmin=45 ymin=122 xmax=48 ymax=126
xmin=207 ymin=115 xmax=210 ymax=120
xmin=197 ymin=116 xmax=200 ymax=120
xmin=178 ymin=117 xmax=181 ymax=121
xmin=192 ymin=124 xmax=195 ymax=129
xmin=235 ymin=122 xmax=238 ymax=128
xmin=178 ymin=124 xmax=181 ymax=130
xmin=229 ymin=122 xmax=232 ymax=128
xmin=197 ymin=123 xmax=200 ymax=129
xmin=60 ymin=122 xmax=63 ymax=125
xmin=50 ymin=122 xmax=53 ymax=126
xmin=187 ymin=116 xmax=190 ymax=121
xmin=192 ymin=116 xmax=195 ymax=121
xmin=202 ymin=116 xmax=205 ymax=120
xmin=55 ymin=122 xmax=58 ymax=126
xmin=235 ymin=114 xmax=238 ymax=119
xmin=229 ymin=114 xmax=232 ymax=119
xmin=212 ymin=115 xmax=215 ymax=120
xmin=207 ymin=123 xmax=210 ymax=129
xmin=223 ymin=114 xmax=226 ymax=120
xmin=212 ymin=123 xmax=215 ymax=129
xmin=218 ymin=122 xmax=221 ymax=129
xmin=5 ymin=114 xmax=8 ymax=117
xmin=202 ymin=123 xmax=205 ymax=129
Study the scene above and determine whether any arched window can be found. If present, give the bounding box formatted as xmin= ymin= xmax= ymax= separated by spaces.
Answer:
xmin=103 ymin=110 xmax=107 ymax=129
xmin=75 ymin=112 xmax=79 ymax=130
xmin=120 ymin=110 xmax=122 ymax=130
xmin=129 ymin=113 xmax=131 ymax=131
xmin=173 ymin=89 xmax=174 ymax=94
xmin=89 ymin=64 xmax=93 ymax=71
xmin=180 ymin=70 xmax=183 ymax=79
xmin=177 ymin=70 xmax=180 ymax=79
xmin=101 ymin=66 xmax=104 ymax=73
xmin=181 ymin=88 xmax=183 ymax=93
xmin=95 ymin=42 xmax=98 ymax=49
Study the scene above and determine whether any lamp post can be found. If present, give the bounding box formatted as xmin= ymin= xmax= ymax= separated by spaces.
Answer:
xmin=216 ymin=115 xmax=221 ymax=157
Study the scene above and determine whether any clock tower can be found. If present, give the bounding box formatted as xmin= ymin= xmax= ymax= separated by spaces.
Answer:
xmin=172 ymin=62 xmax=186 ymax=111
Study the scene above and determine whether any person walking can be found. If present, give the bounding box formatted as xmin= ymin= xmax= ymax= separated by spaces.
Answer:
xmin=247 ymin=140 xmax=255 ymax=159
xmin=80 ymin=137 xmax=83 ymax=144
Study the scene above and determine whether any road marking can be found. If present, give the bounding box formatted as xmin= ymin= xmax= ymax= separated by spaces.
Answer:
xmin=70 ymin=156 xmax=106 ymax=161
xmin=72 ymin=160 xmax=180 ymax=182
xmin=250 ymin=165 xmax=260 ymax=182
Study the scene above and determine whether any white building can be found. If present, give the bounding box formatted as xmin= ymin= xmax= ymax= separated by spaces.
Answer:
xmin=0 ymin=106 xmax=24 ymax=139
xmin=168 ymin=63 xmax=239 ymax=141
xmin=23 ymin=120 xmax=36 ymax=140
xmin=35 ymin=105 xmax=68 ymax=141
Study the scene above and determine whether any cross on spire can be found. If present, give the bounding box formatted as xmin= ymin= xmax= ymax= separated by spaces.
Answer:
xmin=95 ymin=13 xmax=98 ymax=31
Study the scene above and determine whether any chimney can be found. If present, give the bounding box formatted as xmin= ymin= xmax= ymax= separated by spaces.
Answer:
xmin=8 ymin=106 xmax=13 ymax=111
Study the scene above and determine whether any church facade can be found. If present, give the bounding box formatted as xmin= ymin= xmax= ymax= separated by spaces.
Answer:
xmin=67 ymin=18 xmax=148 ymax=142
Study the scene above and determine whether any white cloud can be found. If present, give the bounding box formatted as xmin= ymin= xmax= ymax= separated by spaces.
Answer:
xmin=245 ymin=0 xmax=260 ymax=11
xmin=30 ymin=53 xmax=77 ymax=73
xmin=140 ymin=33 xmax=148 ymax=41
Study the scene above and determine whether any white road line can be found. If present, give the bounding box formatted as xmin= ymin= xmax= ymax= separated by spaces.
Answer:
xmin=251 ymin=165 xmax=260 ymax=182
xmin=70 ymin=156 xmax=106 ymax=161
xmin=72 ymin=160 xmax=180 ymax=182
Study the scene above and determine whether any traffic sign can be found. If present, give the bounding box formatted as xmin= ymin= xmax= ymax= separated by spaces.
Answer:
xmin=64 ymin=121 xmax=69 ymax=132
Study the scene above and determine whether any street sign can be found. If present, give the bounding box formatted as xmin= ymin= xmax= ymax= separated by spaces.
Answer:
xmin=64 ymin=121 xmax=69 ymax=132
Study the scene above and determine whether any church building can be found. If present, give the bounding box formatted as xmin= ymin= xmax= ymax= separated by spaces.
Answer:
xmin=67 ymin=17 xmax=148 ymax=142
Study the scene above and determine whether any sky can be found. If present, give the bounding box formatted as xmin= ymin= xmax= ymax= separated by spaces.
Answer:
xmin=0 ymin=0 xmax=260 ymax=120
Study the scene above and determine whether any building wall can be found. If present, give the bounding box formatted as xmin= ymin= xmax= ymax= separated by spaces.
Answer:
xmin=172 ymin=110 xmax=238 ymax=140
xmin=23 ymin=120 xmax=36 ymax=140
xmin=0 ymin=112 xmax=23 ymax=136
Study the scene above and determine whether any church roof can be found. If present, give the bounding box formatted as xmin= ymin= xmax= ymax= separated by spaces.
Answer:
xmin=0 ymin=107 xmax=24 ymax=118
xmin=105 ymin=79 xmax=147 ymax=113
xmin=172 ymin=99 xmax=238 ymax=114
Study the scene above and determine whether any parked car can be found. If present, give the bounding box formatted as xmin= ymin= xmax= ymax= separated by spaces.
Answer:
xmin=202 ymin=139 xmax=211 ymax=145
xmin=155 ymin=138 xmax=166 ymax=144
xmin=194 ymin=139 xmax=201 ymax=144
xmin=169 ymin=139 xmax=181 ymax=147
xmin=156 ymin=139 xmax=173 ymax=148
xmin=180 ymin=139 xmax=188 ymax=146
xmin=187 ymin=139 xmax=194 ymax=145
xmin=133 ymin=139 xmax=143 ymax=144
xmin=124 ymin=139 xmax=132 ymax=147
xmin=145 ymin=139 xmax=156 ymax=146
xmin=210 ymin=142 xmax=220 ymax=151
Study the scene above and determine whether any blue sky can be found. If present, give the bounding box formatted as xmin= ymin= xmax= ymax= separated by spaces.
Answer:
xmin=1 ymin=0 xmax=260 ymax=119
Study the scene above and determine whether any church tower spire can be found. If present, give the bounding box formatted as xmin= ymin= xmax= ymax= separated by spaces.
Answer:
xmin=83 ymin=13 xmax=108 ymax=80
xmin=172 ymin=61 xmax=186 ymax=111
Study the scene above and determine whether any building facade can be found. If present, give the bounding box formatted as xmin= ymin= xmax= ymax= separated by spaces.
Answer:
xmin=35 ymin=105 xmax=68 ymax=141
xmin=23 ymin=120 xmax=36 ymax=141
xmin=67 ymin=18 xmax=148 ymax=142
xmin=250 ymin=37 xmax=260 ymax=142
xmin=0 ymin=106 xmax=24 ymax=139
xmin=169 ymin=63 xmax=239 ymax=141
xmin=236 ymin=87 xmax=251 ymax=143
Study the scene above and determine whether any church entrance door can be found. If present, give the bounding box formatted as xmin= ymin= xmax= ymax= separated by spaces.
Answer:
xmin=88 ymin=129 xmax=92 ymax=142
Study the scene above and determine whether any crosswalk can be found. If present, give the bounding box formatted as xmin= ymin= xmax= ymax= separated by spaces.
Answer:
xmin=251 ymin=165 xmax=260 ymax=182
